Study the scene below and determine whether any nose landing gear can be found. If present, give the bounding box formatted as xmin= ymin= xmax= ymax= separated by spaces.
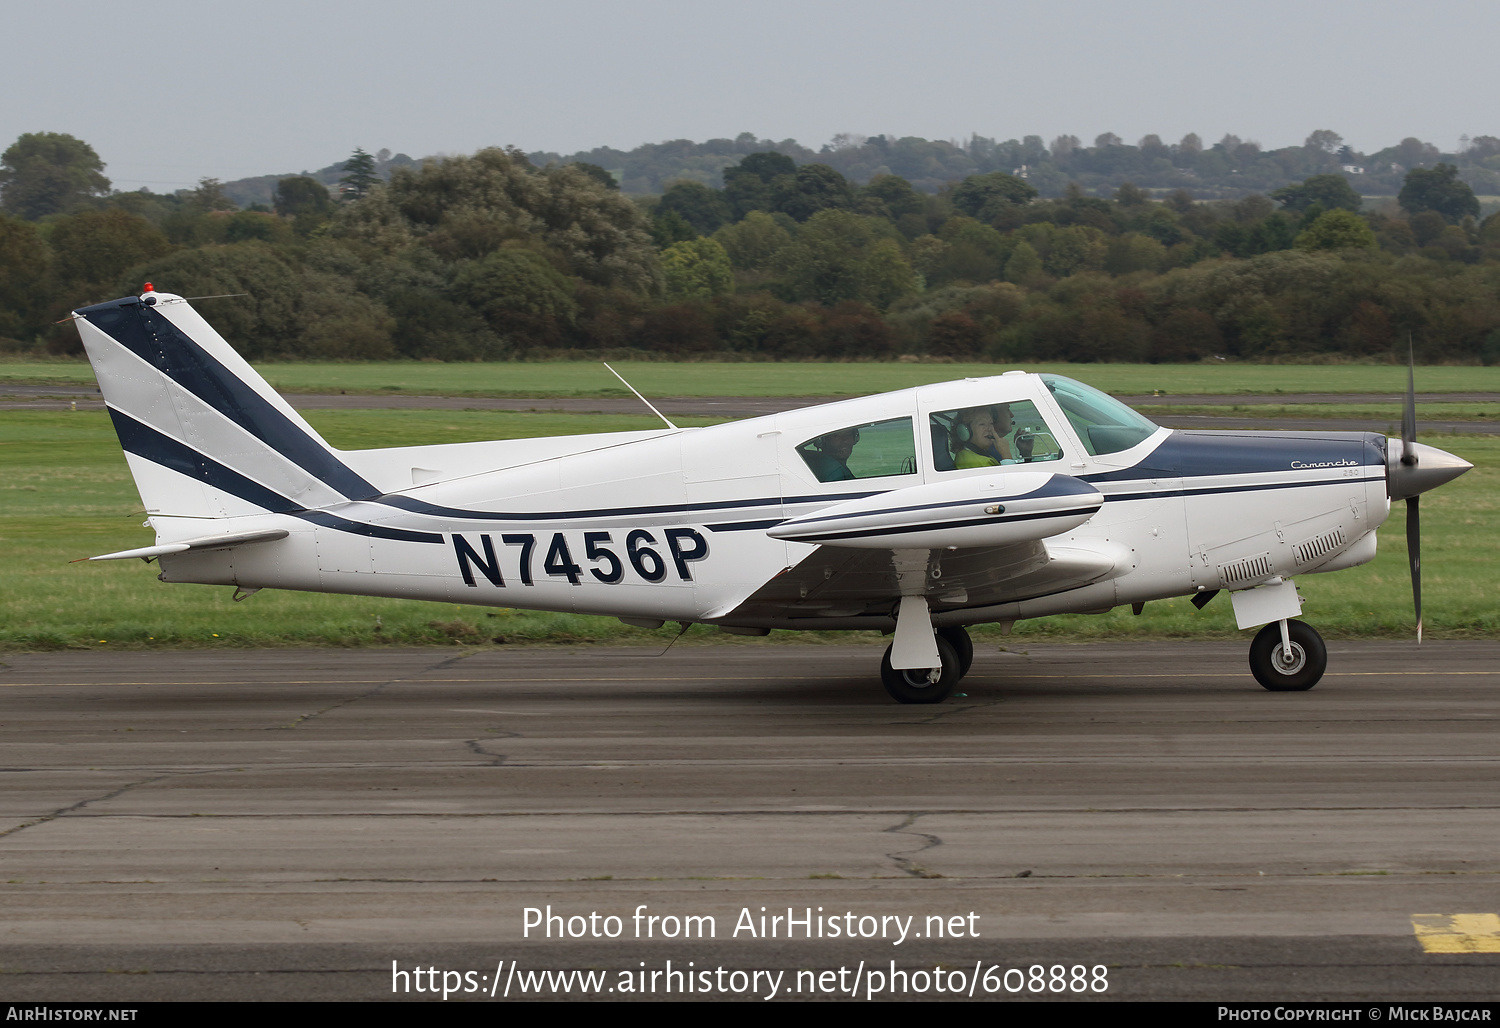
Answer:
xmin=1248 ymin=618 xmax=1327 ymax=691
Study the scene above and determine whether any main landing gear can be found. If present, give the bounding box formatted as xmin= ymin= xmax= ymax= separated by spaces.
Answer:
xmin=880 ymin=625 xmax=973 ymax=704
xmin=1248 ymin=618 xmax=1327 ymax=691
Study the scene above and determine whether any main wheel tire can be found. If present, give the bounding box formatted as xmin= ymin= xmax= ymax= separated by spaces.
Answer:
xmin=1249 ymin=619 xmax=1327 ymax=691
xmin=936 ymin=625 xmax=974 ymax=678
xmin=880 ymin=636 xmax=961 ymax=704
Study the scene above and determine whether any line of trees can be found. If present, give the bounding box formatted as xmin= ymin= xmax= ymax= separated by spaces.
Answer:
xmin=528 ymin=129 xmax=1500 ymax=201
xmin=3 ymin=131 xmax=1500 ymax=365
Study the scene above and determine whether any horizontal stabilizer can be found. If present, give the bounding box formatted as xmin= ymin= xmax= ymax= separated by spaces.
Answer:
xmin=84 ymin=529 xmax=289 ymax=562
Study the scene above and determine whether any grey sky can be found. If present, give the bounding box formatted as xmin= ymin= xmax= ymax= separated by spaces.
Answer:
xmin=8 ymin=0 xmax=1495 ymax=192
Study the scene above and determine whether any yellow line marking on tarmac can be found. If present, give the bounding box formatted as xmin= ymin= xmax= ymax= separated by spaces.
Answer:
xmin=1412 ymin=913 xmax=1500 ymax=953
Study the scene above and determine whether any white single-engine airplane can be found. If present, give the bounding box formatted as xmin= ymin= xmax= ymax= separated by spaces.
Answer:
xmin=71 ymin=287 xmax=1472 ymax=703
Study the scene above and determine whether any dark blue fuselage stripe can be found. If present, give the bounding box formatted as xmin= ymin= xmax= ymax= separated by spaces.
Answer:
xmin=1100 ymin=477 xmax=1368 ymax=502
xmin=108 ymin=408 xmax=442 ymax=544
xmin=373 ymin=489 xmax=883 ymax=522
xmin=783 ymin=481 xmax=1093 ymax=529
xmin=377 ymin=471 xmax=1358 ymax=526
xmin=79 ymin=298 xmax=379 ymax=501
xmin=297 ymin=510 xmax=443 ymax=543
xmin=785 ymin=505 xmax=1102 ymax=543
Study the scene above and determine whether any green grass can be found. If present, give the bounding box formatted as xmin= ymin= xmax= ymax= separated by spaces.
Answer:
xmin=1137 ymin=402 xmax=1500 ymax=422
xmin=1 ymin=408 xmax=1493 ymax=651
xmin=5 ymin=360 xmax=1500 ymax=398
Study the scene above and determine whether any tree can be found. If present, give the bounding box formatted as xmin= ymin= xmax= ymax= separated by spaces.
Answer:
xmin=570 ymin=162 xmax=618 ymax=190
xmin=711 ymin=211 xmax=792 ymax=270
xmin=339 ymin=148 xmax=659 ymax=293
xmin=274 ymin=176 xmax=335 ymax=218
xmin=1270 ymin=174 xmax=1362 ymax=213
xmin=340 ymin=148 xmax=380 ymax=200
xmin=1293 ymin=209 xmax=1377 ymax=251
xmin=951 ymin=172 xmax=1038 ymax=220
xmin=115 ymin=243 xmax=302 ymax=359
xmin=774 ymin=164 xmax=853 ymax=221
xmin=1399 ymin=163 xmax=1480 ymax=222
xmin=723 ymin=151 xmax=796 ymax=218
xmin=773 ymin=209 xmax=903 ymax=305
xmin=1304 ymin=129 xmax=1344 ymax=154
xmin=450 ymin=248 xmax=579 ymax=347
xmin=859 ymin=174 xmax=925 ymax=221
xmin=0 ymin=133 xmax=110 ymax=220
xmin=49 ymin=209 xmax=172 ymax=300
xmin=187 ymin=177 xmax=237 ymax=212
xmin=1003 ymin=240 xmax=1042 ymax=284
xmin=859 ymin=238 xmax=918 ymax=310
xmin=657 ymin=181 xmax=731 ymax=235
xmin=660 ymin=238 xmax=734 ymax=299
xmin=0 ymin=214 xmax=48 ymax=339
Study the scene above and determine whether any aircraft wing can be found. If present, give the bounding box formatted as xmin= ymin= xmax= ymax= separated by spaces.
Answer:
xmin=711 ymin=538 xmax=1123 ymax=628
xmin=708 ymin=471 xmax=1123 ymax=628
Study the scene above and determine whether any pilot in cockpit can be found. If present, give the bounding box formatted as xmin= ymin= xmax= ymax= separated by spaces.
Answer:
xmin=801 ymin=426 xmax=860 ymax=481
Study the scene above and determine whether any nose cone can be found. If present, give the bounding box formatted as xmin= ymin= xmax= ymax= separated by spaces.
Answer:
xmin=1387 ymin=440 xmax=1474 ymax=500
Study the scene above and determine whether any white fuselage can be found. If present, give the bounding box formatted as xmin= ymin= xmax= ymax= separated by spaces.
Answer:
xmin=153 ymin=374 xmax=1390 ymax=630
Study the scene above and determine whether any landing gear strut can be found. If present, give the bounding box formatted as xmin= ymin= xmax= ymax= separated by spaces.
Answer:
xmin=880 ymin=635 xmax=961 ymax=704
xmin=1248 ymin=618 xmax=1327 ymax=691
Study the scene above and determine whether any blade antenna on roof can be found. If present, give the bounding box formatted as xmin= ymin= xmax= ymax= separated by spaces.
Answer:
xmin=603 ymin=362 xmax=678 ymax=430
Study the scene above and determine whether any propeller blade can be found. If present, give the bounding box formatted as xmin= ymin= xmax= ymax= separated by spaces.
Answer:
xmin=1406 ymin=495 xmax=1422 ymax=644
xmin=1401 ymin=337 xmax=1417 ymax=466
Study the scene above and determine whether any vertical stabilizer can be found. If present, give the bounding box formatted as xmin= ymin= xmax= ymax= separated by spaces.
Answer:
xmin=73 ymin=288 xmax=378 ymax=518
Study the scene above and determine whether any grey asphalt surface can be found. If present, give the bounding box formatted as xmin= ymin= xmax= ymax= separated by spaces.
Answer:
xmin=2 ymin=641 xmax=1497 ymax=1002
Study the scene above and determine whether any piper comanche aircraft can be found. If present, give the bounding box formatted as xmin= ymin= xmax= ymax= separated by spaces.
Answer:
xmin=71 ymin=287 xmax=1472 ymax=703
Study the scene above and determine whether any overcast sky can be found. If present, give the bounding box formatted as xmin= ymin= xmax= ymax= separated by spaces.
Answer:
xmin=8 ymin=0 xmax=1495 ymax=191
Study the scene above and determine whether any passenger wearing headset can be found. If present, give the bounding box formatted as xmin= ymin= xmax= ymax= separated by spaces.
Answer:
xmin=951 ymin=405 xmax=1014 ymax=468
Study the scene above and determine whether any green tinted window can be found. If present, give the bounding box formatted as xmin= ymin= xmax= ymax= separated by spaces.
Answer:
xmin=797 ymin=417 xmax=916 ymax=483
xmin=931 ymin=400 xmax=1064 ymax=472
xmin=1040 ymin=375 xmax=1158 ymax=456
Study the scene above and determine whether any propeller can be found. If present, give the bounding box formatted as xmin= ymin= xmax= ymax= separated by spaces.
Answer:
xmin=1390 ymin=335 xmax=1478 ymax=643
xmin=1402 ymin=341 xmax=1421 ymax=644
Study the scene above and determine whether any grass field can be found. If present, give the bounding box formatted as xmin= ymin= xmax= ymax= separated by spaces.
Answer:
xmin=1 ymin=407 xmax=1493 ymax=652
xmin=5 ymin=360 xmax=1500 ymax=398
xmin=1136 ymin=402 xmax=1500 ymax=422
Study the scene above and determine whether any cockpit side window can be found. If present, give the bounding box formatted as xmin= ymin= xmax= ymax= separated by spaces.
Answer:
xmin=931 ymin=400 xmax=1064 ymax=472
xmin=796 ymin=417 xmax=917 ymax=483
xmin=1040 ymin=374 xmax=1158 ymax=456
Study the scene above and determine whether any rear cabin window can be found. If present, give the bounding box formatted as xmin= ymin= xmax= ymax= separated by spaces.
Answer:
xmin=796 ymin=417 xmax=917 ymax=483
xmin=930 ymin=400 xmax=1064 ymax=472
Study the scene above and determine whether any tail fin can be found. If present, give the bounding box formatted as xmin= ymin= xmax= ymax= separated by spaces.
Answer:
xmin=73 ymin=288 xmax=379 ymax=518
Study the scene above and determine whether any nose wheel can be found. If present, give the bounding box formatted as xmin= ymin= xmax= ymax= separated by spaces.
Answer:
xmin=881 ymin=635 xmax=961 ymax=704
xmin=1248 ymin=619 xmax=1327 ymax=691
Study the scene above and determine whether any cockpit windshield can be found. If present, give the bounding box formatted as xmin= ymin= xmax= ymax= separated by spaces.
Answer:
xmin=1040 ymin=375 xmax=1158 ymax=456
